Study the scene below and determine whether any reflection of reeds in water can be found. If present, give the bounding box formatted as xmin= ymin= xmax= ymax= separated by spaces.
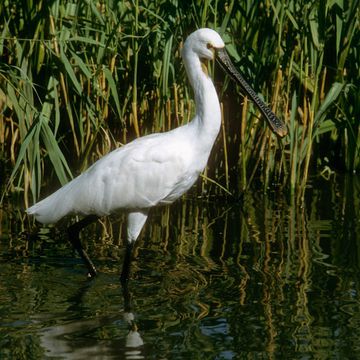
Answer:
xmin=1 ymin=176 xmax=360 ymax=356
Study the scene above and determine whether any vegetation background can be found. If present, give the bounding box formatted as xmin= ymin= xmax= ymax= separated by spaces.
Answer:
xmin=0 ymin=0 xmax=359 ymax=206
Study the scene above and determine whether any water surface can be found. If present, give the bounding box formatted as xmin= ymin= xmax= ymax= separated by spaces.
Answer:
xmin=1 ymin=176 xmax=360 ymax=359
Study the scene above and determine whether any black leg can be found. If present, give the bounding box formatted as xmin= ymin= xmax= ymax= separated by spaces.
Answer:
xmin=120 ymin=242 xmax=134 ymax=286
xmin=67 ymin=215 xmax=99 ymax=278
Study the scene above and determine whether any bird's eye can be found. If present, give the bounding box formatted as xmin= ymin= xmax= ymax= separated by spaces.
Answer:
xmin=207 ymin=43 xmax=213 ymax=49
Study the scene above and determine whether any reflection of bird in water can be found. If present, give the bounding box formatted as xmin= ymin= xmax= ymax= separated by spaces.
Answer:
xmin=35 ymin=311 xmax=145 ymax=359
xmin=27 ymin=28 xmax=287 ymax=283
xmin=35 ymin=282 xmax=144 ymax=359
xmin=123 ymin=284 xmax=144 ymax=358
xmin=123 ymin=310 xmax=144 ymax=358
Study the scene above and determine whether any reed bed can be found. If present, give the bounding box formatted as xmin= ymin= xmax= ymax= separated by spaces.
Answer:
xmin=0 ymin=0 xmax=359 ymax=205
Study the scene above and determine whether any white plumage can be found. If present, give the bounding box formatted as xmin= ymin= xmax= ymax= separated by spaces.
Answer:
xmin=26 ymin=29 xmax=225 ymax=280
xmin=28 ymin=29 xmax=224 ymax=225
xmin=28 ymin=124 xmax=213 ymax=223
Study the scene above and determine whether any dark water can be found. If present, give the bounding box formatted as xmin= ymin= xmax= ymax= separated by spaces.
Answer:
xmin=1 ymin=175 xmax=360 ymax=359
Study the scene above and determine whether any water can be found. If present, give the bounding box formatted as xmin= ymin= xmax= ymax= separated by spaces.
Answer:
xmin=1 ymin=175 xmax=360 ymax=359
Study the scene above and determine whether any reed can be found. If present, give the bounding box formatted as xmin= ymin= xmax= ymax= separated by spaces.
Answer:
xmin=0 ymin=0 xmax=359 ymax=204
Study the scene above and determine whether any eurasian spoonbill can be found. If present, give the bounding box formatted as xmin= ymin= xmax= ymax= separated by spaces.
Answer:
xmin=27 ymin=28 xmax=287 ymax=284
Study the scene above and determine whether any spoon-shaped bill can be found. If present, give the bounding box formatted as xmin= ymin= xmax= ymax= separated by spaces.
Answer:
xmin=216 ymin=48 xmax=287 ymax=138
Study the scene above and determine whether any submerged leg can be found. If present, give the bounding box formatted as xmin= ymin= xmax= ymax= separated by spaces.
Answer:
xmin=121 ymin=242 xmax=134 ymax=286
xmin=67 ymin=214 xmax=99 ymax=278
xmin=120 ymin=211 xmax=148 ymax=286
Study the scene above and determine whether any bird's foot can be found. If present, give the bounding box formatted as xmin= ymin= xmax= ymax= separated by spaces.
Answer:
xmin=87 ymin=268 xmax=97 ymax=279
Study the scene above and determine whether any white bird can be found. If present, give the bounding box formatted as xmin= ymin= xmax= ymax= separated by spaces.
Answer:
xmin=27 ymin=28 xmax=287 ymax=284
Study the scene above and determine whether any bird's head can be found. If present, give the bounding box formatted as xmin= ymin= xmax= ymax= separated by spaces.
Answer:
xmin=183 ymin=28 xmax=225 ymax=62
xmin=182 ymin=28 xmax=225 ymax=75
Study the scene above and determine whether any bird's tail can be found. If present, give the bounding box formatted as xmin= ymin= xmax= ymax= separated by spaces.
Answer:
xmin=26 ymin=182 xmax=76 ymax=224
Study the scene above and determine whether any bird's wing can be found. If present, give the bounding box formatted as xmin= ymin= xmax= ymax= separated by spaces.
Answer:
xmin=75 ymin=131 xmax=197 ymax=214
xmin=27 ymin=129 xmax=199 ymax=223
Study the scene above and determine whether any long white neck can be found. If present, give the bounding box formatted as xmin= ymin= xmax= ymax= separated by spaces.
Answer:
xmin=182 ymin=50 xmax=221 ymax=149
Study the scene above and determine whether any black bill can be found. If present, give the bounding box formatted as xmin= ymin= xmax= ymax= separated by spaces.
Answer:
xmin=217 ymin=48 xmax=287 ymax=138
